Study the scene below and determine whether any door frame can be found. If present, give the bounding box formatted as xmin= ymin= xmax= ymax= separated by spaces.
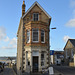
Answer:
xmin=32 ymin=56 xmax=39 ymax=72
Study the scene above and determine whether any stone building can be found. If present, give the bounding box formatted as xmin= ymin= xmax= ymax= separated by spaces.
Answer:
xmin=64 ymin=39 xmax=75 ymax=66
xmin=17 ymin=1 xmax=51 ymax=74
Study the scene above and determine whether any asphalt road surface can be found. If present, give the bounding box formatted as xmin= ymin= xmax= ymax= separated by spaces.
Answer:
xmin=53 ymin=66 xmax=75 ymax=75
xmin=0 ymin=67 xmax=16 ymax=75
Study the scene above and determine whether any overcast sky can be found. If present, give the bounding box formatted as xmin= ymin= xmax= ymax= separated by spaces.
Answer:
xmin=0 ymin=0 xmax=75 ymax=56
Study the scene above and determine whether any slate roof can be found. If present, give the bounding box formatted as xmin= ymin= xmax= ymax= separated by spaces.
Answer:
xmin=69 ymin=39 xmax=75 ymax=47
xmin=22 ymin=1 xmax=51 ymax=19
xmin=64 ymin=39 xmax=75 ymax=50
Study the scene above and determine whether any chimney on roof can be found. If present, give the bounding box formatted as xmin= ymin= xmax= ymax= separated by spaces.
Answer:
xmin=22 ymin=0 xmax=26 ymax=16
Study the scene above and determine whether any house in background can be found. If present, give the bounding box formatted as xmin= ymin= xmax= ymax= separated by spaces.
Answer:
xmin=50 ymin=50 xmax=64 ymax=65
xmin=17 ymin=1 xmax=51 ymax=75
xmin=54 ymin=51 xmax=64 ymax=65
xmin=64 ymin=39 xmax=75 ymax=66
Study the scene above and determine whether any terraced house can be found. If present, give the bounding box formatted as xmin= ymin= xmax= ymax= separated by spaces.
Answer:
xmin=17 ymin=1 xmax=51 ymax=75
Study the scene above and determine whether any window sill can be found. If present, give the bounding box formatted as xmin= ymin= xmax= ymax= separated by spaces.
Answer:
xmin=32 ymin=41 xmax=39 ymax=43
xmin=41 ymin=42 xmax=45 ymax=43
xmin=27 ymin=41 xmax=30 ymax=44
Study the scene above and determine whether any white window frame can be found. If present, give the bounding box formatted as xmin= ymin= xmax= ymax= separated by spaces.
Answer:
xmin=27 ymin=30 xmax=30 ymax=43
xmin=32 ymin=28 xmax=39 ymax=43
xmin=41 ymin=29 xmax=45 ymax=43
xmin=33 ymin=13 xmax=39 ymax=21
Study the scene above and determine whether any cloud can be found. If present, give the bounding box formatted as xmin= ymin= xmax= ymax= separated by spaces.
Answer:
xmin=0 ymin=26 xmax=6 ymax=41
xmin=0 ymin=26 xmax=17 ymax=50
xmin=63 ymin=36 xmax=71 ymax=42
xmin=1 ymin=37 xmax=17 ymax=50
xmin=9 ymin=38 xmax=17 ymax=45
xmin=65 ymin=19 xmax=75 ymax=27
xmin=1 ymin=46 xmax=16 ymax=49
xmin=4 ymin=36 xmax=10 ymax=42
xmin=73 ymin=9 xmax=75 ymax=18
xmin=70 ymin=0 xmax=75 ymax=8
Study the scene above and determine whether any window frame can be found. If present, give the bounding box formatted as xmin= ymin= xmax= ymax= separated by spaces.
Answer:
xmin=41 ymin=52 xmax=44 ymax=66
xmin=27 ymin=29 xmax=30 ymax=43
xmin=41 ymin=29 xmax=45 ymax=43
xmin=32 ymin=28 xmax=39 ymax=43
xmin=33 ymin=13 xmax=39 ymax=21
xmin=71 ymin=49 xmax=74 ymax=58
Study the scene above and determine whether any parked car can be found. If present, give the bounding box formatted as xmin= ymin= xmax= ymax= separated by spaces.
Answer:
xmin=0 ymin=65 xmax=3 ymax=72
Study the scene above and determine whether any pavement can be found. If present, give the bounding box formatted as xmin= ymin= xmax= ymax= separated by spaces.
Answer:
xmin=1 ymin=65 xmax=75 ymax=75
xmin=53 ymin=65 xmax=75 ymax=75
xmin=0 ymin=67 xmax=16 ymax=75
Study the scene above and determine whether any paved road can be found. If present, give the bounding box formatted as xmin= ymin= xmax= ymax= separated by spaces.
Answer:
xmin=0 ymin=67 xmax=16 ymax=75
xmin=53 ymin=66 xmax=75 ymax=75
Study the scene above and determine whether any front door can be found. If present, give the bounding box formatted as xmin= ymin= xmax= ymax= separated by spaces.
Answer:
xmin=33 ymin=56 xmax=38 ymax=72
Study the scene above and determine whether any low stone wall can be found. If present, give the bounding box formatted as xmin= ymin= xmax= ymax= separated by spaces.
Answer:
xmin=69 ymin=62 xmax=74 ymax=67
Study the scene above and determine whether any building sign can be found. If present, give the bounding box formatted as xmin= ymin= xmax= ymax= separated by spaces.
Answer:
xmin=32 ymin=51 xmax=39 ymax=56
xmin=50 ymin=50 xmax=54 ymax=55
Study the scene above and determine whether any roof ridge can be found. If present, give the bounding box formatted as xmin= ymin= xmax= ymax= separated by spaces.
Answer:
xmin=69 ymin=39 xmax=75 ymax=40
xmin=22 ymin=1 xmax=51 ymax=19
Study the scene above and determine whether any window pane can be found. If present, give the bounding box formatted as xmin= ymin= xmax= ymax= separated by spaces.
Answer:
xmin=33 ymin=13 xmax=39 ymax=21
xmin=41 ymin=36 xmax=44 ymax=41
xmin=41 ymin=62 xmax=44 ymax=66
xmin=41 ymin=53 xmax=44 ymax=66
xmin=27 ymin=30 xmax=30 ymax=43
xmin=32 ymin=29 xmax=39 ymax=42
xmin=41 ymin=53 xmax=44 ymax=59
xmin=41 ymin=30 xmax=45 ymax=42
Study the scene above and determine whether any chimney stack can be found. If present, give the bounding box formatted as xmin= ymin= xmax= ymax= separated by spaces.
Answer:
xmin=22 ymin=0 xmax=26 ymax=16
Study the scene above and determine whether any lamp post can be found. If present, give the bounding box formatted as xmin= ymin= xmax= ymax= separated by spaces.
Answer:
xmin=49 ymin=27 xmax=56 ymax=65
xmin=50 ymin=27 xmax=56 ymax=47
xmin=51 ymin=27 xmax=56 ymax=29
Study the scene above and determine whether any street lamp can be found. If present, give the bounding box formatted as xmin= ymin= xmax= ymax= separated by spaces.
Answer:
xmin=50 ymin=27 xmax=56 ymax=47
xmin=49 ymin=27 xmax=56 ymax=65
xmin=51 ymin=27 xmax=56 ymax=29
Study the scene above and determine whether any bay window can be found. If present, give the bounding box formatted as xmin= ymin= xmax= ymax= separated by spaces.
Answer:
xmin=27 ymin=30 xmax=30 ymax=43
xmin=41 ymin=30 xmax=45 ymax=43
xmin=32 ymin=28 xmax=39 ymax=42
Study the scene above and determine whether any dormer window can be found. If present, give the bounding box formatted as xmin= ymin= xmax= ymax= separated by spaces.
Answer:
xmin=33 ymin=13 xmax=39 ymax=21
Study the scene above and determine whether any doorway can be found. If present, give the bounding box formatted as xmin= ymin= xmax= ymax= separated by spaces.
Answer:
xmin=33 ymin=56 xmax=39 ymax=72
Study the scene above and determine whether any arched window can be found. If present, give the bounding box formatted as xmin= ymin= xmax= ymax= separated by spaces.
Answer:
xmin=41 ymin=30 xmax=45 ymax=43
xmin=27 ymin=30 xmax=30 ymax=43
xmin=32 ymin=28 xmax=39 ymax=42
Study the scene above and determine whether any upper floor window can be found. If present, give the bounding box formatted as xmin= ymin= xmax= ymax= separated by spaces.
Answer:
xmin=41 ymin=30 xmax=45 ymax=43
xmin=27 ymin=30 xmax=30 ymax=43
xmin=33 ymin=13 xmax=39 ymax=21
xmin=32 ymin=29 xmax=39 ymax=42
xmin=71 ymin=49 xmax=74 ymax=58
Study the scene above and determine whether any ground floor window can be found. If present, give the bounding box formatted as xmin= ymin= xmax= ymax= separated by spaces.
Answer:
xmin=28 ymin=61 xmax=30 ymax=66
xmin=41 ymin=52 xmax=44 ymax=66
